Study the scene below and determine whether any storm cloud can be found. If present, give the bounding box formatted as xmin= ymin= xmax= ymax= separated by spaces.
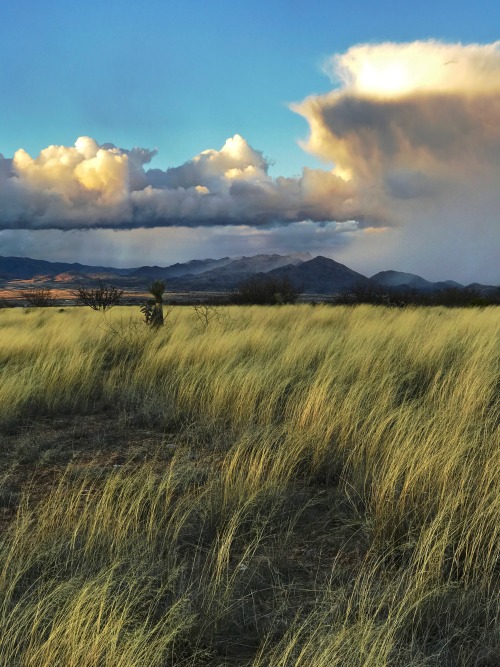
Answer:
xmin=293 ymin=40 xmax=500 ymax=282
xmin=1 ymin=40 xmax=499 ymax=282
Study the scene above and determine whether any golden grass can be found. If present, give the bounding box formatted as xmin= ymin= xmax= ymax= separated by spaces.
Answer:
xmin=0 ymin=304 xmax=498 ymax=665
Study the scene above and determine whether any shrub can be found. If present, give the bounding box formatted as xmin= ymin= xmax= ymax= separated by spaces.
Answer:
xmin=23 ymin=288 xmax=55 ymax=307
xmin=141 ymin=280 xmax=166 ymax=327
xmin=232 ymin=276 xmax=302 ymax=305
xmin=335 ymin=282 xmax=500 ymax=307
xmin=0 ymin=298 xmax=14 ymax=309
xmin=72 ymin=281 xmax=123 ymax=311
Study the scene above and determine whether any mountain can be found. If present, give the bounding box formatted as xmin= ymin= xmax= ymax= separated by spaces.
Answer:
xmin=169 ymin=253 xmax=312 ymax=290
xmin=0 ymin=253 xmax=496 ymax=298
xmin=371 ymin=270 xmax=464 ymax=293
xmin=263 ymin=256 xmax=370 ymax=294
xmin=0 ymin=252 xmax=310 ymax=289
xmin=0 ymin=255 xmax=135 ymax=280
xmin=130 ymin=257 xmax=235 ymax=280
xmin=465 ymin=282 xmax=500 ymax=296
xmin=219 ymin=252 xmax=312 ymax=274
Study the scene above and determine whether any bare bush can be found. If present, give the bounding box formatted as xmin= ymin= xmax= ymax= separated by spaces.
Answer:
xmin=192 ymin=304 xmax=228 ymax=331
xmin=23 ymin=288 xmax=55 ymax=307
xmin=100 ymin=313 xmax=144 ymax=343
xmin=72 ymin=282 xmax=123 ymax=311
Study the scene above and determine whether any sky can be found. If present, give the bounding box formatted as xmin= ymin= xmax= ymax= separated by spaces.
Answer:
xmin=0 ymin=0 xmax=499 ymax=283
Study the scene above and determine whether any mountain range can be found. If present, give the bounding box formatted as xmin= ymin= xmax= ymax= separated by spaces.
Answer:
xmin=0 ymin=253 xmax=497 ymax=297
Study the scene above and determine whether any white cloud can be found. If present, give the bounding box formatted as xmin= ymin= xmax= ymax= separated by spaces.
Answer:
xmin=0 ymin=134 xmax=354 ymax=229
xmin=327 ymin=40 xmax=500 ymax=96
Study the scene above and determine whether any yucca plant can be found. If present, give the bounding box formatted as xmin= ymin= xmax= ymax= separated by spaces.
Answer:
xmin=143 ymin=280 xmax=166 ymax=327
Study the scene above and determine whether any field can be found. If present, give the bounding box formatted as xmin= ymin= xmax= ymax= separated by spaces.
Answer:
xmin=0 ymin=304 xmax=498 ymax=666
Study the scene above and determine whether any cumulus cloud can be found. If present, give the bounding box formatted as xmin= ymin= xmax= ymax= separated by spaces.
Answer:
xmin=0 ymin=134 xmax=355 ymax=230
xmin=295 ymin=41 xmax=500 ymax=180
xmin=327 ymin=41 xmax=500 ymax=97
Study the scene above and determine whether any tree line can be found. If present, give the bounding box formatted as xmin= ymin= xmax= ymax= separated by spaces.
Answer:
xmin=2 ymin=275 xmax=499 ymax=313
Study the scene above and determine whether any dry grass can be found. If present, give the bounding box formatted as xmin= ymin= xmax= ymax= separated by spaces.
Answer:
xmin=0 ymin=304 xmax=498 ymax=666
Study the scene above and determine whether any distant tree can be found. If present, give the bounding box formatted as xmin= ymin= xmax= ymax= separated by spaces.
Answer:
xmin=232 ymin=276 xmax=302 ymax=305
xmin=23 ymin=288 xmax=55 ymax=307
xmin=434 ymin=287 xmax=483 ymax=307
xmin=141 ymin=280 xmax=166 ymax=326
xmin=334 ymin=282 xmax=387 ymax=306
xmin=489 ymin=287 xmax=500 ymax=305
xmin=0 ymin=298 xmax=14 ymax=309
xmin=334 ymin=282 xmax=499 ymax=308
xmin=72 ymin=282 xmax=123 ymax=311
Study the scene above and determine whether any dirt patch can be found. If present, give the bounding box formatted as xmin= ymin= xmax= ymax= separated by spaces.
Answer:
xmin=0 ymin=413 xmax=177 ymax=530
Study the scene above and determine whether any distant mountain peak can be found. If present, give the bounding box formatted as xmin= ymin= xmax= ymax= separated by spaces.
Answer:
xmin=371 ymin=270 xmax=464 ymax=292
xmin=263 ymin=255 xmax=370 ymax=294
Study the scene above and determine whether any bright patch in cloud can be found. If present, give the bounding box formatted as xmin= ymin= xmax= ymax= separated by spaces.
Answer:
xmin=328 ymin=40 xmax=500 ymax=96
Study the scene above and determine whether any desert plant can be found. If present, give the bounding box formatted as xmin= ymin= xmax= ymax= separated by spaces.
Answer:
xmin=142 ymin=280 xmax=166 ymax=327
xmin=23 ymin=288 xmax=55 ymax=307
xmin=72 ymin=281 xmax=123 ymax=311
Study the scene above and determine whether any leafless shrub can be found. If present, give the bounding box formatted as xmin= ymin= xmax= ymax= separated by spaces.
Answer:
xmin=23 ymin=288 xmax=55 ymax=307
xmin=100 ymin=312 xmax=144 ymax=344
xmin=192 ymin=304 xmax=228 ymax=331
xmin=72 ymin=281 xmax=123 ymax=311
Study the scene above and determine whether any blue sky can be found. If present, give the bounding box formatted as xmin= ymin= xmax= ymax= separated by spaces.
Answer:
xmin=0 ymin=1 xmax=499 ymax=282
xmin=2 ymin=0 xmax=498 ymax=175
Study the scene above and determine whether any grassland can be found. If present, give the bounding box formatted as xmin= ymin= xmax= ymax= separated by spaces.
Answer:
xmin=0 ymin=304 xmax=498 ymax=666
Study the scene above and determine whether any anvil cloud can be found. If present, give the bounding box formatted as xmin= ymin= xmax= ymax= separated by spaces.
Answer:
xmin=294 ymin=40 xmax=500 ymax=282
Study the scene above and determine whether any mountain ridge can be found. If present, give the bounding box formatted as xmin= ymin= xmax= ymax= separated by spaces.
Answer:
xmin=0 ymin=254 xmax=497 ymax=295
xmin=260 ymin=256 xmax=370 ymax=294
xmin=370 ymin=270 xmax=465 ymax=293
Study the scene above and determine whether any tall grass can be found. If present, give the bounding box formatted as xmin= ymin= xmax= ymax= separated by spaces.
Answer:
xmin=0 ymin=305 xmax=498 ymax=665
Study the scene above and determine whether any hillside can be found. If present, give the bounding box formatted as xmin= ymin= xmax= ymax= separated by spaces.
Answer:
xmin=170 ymin=253 xmax=312 ymax=290
xmin=264 ymin=255 xmax=370 ymax=294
